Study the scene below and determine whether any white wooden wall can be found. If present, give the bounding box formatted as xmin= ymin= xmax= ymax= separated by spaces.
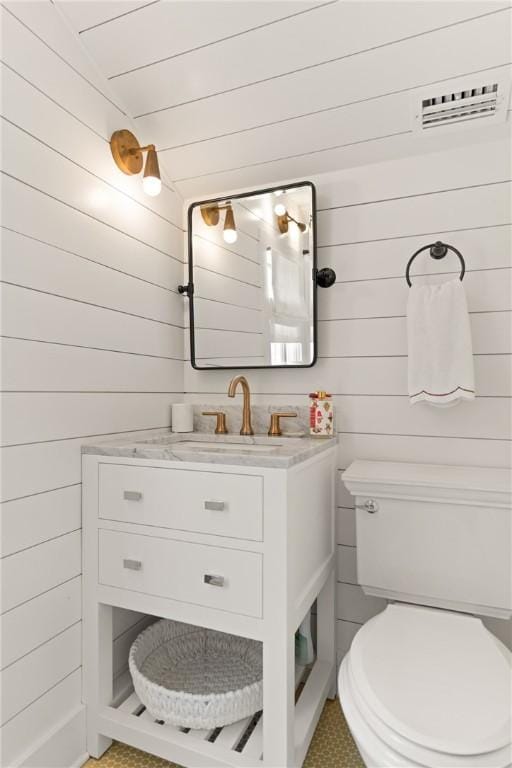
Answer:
xmin=184 ymin=135 xmax=512 ymax=656
xmin=0 ymin=4 xmax=184 ymax=766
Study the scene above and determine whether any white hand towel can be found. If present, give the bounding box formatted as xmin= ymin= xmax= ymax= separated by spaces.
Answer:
xmin=407 ymin=279 xmax=475 ymax=407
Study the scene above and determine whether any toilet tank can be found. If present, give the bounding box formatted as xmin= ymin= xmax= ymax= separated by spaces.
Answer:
xmin=342 ymin=461 xmax=512 ymax=619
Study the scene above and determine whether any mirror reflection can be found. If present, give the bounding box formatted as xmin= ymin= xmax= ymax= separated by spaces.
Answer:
xmin=188 ymin=182 xmax=316 ymax=369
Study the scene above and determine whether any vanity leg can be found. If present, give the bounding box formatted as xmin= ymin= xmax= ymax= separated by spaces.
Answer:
xmin=262 ymin=630 xmax=296 ymax=767
xmin=317 ymin=566 xmax=337 ymax=699
xmin=83 ymin=602 xmax=113 ymax=758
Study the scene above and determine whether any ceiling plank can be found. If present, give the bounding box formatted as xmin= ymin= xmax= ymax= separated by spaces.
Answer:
xmin=141 ymin=13 xmax=510 ymax=150
xmin=166 ymin=91 xmax=412 ymax=180
xmin=55 ymin=1 xmax=155 ymax=34
xmin=174 ymin=122 xmax=512 ymax=200
xmin=78 ymin=1 xmax=318 ymax=78
xmin=106 ymin=2 xmax=508 ymax=116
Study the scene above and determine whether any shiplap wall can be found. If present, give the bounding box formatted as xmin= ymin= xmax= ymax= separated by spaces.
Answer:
xmin=184 ymin=134 xmax=512 ymax=656
xmin=0 ymin=4 xmax=184 ymax=766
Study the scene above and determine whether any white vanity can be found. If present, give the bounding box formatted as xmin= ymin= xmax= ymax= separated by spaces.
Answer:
xmin=82 ymin=432 xmax=337 ymax=768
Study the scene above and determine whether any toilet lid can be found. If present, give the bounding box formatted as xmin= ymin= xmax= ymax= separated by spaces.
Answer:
xmin=350 ymin=604 xmax=511 ymax=756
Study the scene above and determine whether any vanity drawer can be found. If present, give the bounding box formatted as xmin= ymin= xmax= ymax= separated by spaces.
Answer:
xmin=98 ymin=529 xmax=262 ymax=618
xmin=98 ymin=464 xmax=263 ymax=541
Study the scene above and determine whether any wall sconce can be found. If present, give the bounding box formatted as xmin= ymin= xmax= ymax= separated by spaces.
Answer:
xmin=110 ymin=129 xmax=161 ymax=196
xmin=276 ymin=210 xmax=307 ymax=234
xmin=200 ymin=203 xmax=237 ymax=244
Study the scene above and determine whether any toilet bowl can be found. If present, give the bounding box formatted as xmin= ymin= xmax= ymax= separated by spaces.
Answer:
xmin=339 ymin=604 xmax=512 ymax=768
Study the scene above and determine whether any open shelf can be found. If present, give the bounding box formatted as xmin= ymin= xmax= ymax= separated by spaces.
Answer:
xmin=99 ymin=660 xmax=332 ymax=768
xmin=112 ymin=690 xmax=263 ymax=764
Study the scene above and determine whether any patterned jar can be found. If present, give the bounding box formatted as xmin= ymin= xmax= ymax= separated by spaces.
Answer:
xmin=309 ymin=391 xmax=334 ymax=437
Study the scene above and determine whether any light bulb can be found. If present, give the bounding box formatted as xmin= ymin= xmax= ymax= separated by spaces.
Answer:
xmin=223 ymin=205 xmax=237 ymax=243
xmin=142 ymin=147 xmax=161 ymax=196
xmin=142 ymin=175 xmax=161 ymax=196
xmin=223 ymin=227 xmax=238 ymax=244
xmin=274 ymin=202 xmax=286 ymax=216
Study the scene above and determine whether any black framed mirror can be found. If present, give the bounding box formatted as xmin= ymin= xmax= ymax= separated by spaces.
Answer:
xmin=183 ymin=181 xmax=327 ymax=370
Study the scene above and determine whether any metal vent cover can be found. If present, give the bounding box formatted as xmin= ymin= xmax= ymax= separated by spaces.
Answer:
xmin=413 ymin=75 xmax=510 ymax=132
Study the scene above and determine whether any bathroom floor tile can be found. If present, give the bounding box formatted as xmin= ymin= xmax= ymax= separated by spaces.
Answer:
xmin=304 ymin=699 xmax=364 ymax=767
xmin=84 ymin=699 xmax=363 ymax=767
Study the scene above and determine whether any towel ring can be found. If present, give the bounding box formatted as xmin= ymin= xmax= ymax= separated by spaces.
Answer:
xmin=405 ymin=241 xmax=465 ymax=287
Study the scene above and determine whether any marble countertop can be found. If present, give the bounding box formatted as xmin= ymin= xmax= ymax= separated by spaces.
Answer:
xmin=82 ymin=431 xmax=337 ymax=469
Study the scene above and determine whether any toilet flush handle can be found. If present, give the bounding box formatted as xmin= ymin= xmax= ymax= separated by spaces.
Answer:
xmin=356 ymin=499 xmax=379 ymax=513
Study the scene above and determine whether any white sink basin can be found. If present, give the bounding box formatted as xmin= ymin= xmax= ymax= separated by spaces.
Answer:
xmin=173 ymin=441 xmax=282 ymax=453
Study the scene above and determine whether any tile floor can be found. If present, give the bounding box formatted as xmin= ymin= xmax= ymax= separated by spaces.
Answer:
xmin=85 ymin=699 xmax=364 ymax=768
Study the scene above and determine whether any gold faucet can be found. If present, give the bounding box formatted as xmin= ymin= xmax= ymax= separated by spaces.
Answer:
xmin=227 ymin=376 xmax=254 ymax=435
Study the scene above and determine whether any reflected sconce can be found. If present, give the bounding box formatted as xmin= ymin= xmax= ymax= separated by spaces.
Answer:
xmin=200 ymin=203 xmax=237 ymax=244
xmin=110 ymin=129 xmax=161 ymax=196
xmin=276 ymin=210 xmax=307 ymax=235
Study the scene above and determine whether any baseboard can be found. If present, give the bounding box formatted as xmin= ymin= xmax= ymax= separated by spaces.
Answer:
xmin=10 ymin=672 xmax=133 ymax=768
xmin=71 ymin=751 xmax=90 ymax=768
xmin=13 ymin=706 xmax=86 ymax=768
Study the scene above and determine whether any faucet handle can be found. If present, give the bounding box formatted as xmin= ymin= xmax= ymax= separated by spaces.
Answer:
xmin=202 ymin=411 xmax=228 ymax=435
xmin=268 ymin=412 xmax=297 ymax=437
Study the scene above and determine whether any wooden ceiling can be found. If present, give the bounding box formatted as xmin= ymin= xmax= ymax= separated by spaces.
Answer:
xmin=57 ymin=0 xmax=512 ymax=199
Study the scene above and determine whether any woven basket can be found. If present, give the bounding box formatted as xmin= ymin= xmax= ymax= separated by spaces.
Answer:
xmin=129 ymin=619 xmax=263 ymax=729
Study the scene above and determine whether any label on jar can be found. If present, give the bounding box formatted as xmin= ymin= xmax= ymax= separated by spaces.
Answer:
xmin=309 ymin=396 xmax=334 ymax=437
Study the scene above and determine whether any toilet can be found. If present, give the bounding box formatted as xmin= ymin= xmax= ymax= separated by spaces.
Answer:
xmin=339 ymin=460 xmax=512 ymax=768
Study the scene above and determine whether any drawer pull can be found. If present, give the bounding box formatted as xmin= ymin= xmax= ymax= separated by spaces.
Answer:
xmin=203 ymin=574 xmax=225 ymax=587
xmin=123 ymin=490 xmax=143 ymax=501
xmin=204 ymin=500 xmax=225 ymax=511
xmin=123 ymin=559 xmax=142 ymax=571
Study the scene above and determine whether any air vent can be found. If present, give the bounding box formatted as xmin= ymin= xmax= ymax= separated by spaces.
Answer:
xmin=413 ymin=76 xmax=509 ymax=133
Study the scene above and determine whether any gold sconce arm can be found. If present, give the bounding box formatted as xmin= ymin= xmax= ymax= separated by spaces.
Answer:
xmin=277 ymin=211 xmax=307 ymax=234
